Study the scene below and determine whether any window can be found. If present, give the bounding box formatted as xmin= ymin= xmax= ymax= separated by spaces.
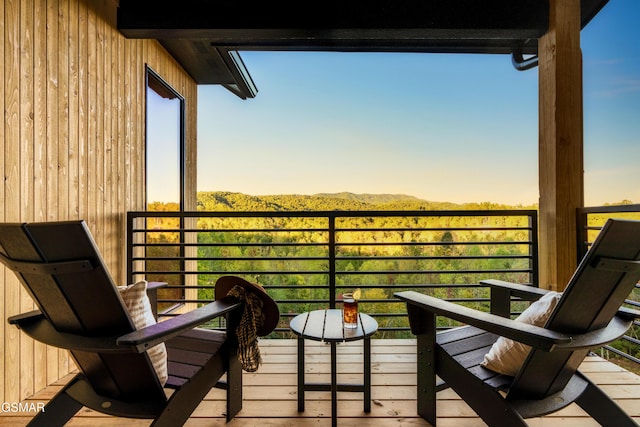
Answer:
xmin=145 ymin=67 xmax=186 ymax=310
xmin=146 ymin=67 xmax=185 ymax=209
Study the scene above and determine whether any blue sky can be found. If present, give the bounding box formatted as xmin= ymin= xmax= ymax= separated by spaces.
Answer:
xmin=196 ymin=0 xmax=639 ymax=206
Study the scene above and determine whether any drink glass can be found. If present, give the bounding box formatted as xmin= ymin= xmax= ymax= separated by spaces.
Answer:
xmin=343 ymin=292 xmax=358 ymax=328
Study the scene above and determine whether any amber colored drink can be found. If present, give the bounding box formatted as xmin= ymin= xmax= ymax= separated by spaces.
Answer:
xmin=343 ymin=292 xmax=358 ymax=328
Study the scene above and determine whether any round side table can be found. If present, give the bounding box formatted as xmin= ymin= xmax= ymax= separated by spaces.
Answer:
xmin=290 ymin=309 xmax=378 ymax=427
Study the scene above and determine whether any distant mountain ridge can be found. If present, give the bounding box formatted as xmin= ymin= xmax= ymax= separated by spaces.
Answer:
xmin=192 ymin=191 xmax=535 ymax=212
xmin=312 ymin=192 xmax=423 ymax=205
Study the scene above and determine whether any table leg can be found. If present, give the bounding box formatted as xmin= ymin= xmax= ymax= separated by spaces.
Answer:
xmin=364 ymin=336 xmax=371 ymax=413
xmin=331 ymin=341 xmax=337 ymax=427
xmin=297 ymin=337 xmax=305 ymax=412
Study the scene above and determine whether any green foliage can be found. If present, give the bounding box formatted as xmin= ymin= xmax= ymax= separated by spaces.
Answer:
xmin=196 ymin=191 xmax=539 ymax=212
xmin=141 ymin=194 xmax=640 ymax=366
xmin=143 ymin=192 xmax=544 ymax=339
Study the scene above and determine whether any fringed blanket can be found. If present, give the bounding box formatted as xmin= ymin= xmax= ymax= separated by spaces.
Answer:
xmin=227 ymin=285 xmax=264 ymax=372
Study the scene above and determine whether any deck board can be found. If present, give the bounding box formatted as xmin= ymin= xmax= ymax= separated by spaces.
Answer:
xmin=2 ymin=339 xmax=640 ymax=426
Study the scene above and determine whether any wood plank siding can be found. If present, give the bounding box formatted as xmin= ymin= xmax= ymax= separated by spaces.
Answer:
xmin=0 ymin=0 xmax=198 ymax=404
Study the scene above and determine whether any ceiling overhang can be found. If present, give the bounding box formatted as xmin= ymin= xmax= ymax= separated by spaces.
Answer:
xmin=117 ymin=0 xmax=609 ymax=98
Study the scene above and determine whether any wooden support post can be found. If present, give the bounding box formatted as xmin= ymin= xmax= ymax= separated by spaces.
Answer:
xmin=538 ymin=0 xmax=584 ymax=291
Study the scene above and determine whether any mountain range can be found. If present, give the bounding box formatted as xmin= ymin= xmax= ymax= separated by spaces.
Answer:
xmin=191 ymin=191 xmax=536 ymax=212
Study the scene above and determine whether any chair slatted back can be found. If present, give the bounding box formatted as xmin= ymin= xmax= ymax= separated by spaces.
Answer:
xmin=509 ymin=219 xmax=640 ymax=399
xmin=0 ymin=221 xmax=165 ymax=401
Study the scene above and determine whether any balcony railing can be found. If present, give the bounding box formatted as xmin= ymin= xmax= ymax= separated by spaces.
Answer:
xmin=127 ymin=210 xmax=538 ymax=337
xmin=577 ymin=204 xmax=640 ymax=368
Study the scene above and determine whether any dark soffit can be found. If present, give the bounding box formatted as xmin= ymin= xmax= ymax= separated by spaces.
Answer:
xmin=117 ymin=0 xmax=609 ymax=99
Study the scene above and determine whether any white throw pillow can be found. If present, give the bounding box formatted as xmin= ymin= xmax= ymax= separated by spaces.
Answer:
xmin=481 ymin=291 xmax=562 ymax=376
xmin=118 ymin=280 xmax=168 ymax=385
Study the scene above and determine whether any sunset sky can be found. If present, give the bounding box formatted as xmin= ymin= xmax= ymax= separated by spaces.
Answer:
xmin=195 ymin=0 xmax=639 ymax=206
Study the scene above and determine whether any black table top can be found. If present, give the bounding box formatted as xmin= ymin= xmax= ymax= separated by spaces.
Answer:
xmin=289 ymin=309 xmax=378 ymax=343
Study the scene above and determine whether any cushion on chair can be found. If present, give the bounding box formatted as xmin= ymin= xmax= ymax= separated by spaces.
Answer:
xmin=481 ymin=291 xmax=562 ymax=376
xmin=118 ymin=280 xmax=168 ymax=385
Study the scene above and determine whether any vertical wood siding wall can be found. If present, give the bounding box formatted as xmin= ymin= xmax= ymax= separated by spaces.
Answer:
xmin=0 ymin=0 xmax=198 ymax=403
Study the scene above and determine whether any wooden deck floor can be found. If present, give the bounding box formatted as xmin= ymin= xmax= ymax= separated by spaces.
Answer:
xmin=2 ymin=339 xmax=640 ymax=426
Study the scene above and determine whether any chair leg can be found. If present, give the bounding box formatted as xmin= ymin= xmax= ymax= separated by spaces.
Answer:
xmin=153 ymin=345 xmax=229 ymax=427
xmin=407 ymin=306 xmax=438 ymax=425
xmin=28 ymin=377 xmax=83 ymax=427
xmin=416 ymin=332 xmax=437 ymax=425
xmin=226 ymin=342 xmax=243 ymax=422
xmin=436 ymin=350 xmax=528 ymax=427
xmin=576 ymin=376 xmax=638 ymax=427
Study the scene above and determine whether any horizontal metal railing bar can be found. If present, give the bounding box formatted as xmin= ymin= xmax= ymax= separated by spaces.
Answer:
xmin=133 ymin=241 xmax=533 ymax=248
xmin=622 ymin=335 xmax=640 ymax=346
xmin=580 ymin=204 xmax=640 ymax=214
xmin=135 ymin=228 xmax=329 ymax=233
xmin=159 ymin=298 xmax=490 ymax=310
xmin=158 ymin=302 xmax=521 ymax=318
xmin=602 ymin=345 xmax=640 ymax=365
xmin=337 ymin=254 xmax=532 ymax=260
xmin=135 ymin=268 xmax=532 ymax=276
xmin=625 ymin=300 xmax=640 ymax=308
xmin=335 ymin=241 xmax=533 ymax=246
xmin=135 ymin=270 xmax=329 ymax=275
xmin=158 ymin=300 xmax=492 ymax=308
xmin=337 ymin=226 xmax=533 ymax=231
xmin=135 ymin=256 xmax=330 ymax=261
xmin=152 ymin=282 xmax=509 ymax=288
xmin=161 ymin=299 xmax=447 ymax=306
xmin=133 ymin=225 xmax=534 ymax=231
xmin=154 ymin=283 xmax=529 ymax=291
xmin=135 ymin=255 xmax=533 ymax=262
xmin=131 ymin=209 xmax=535 ymax=218
xmin=133 ymin=242 xmax=329 ymax=247
xmin=350 ymin=269 xmax=516 ymax=275
xmin=138 ymin=258 xmax=533 ymax=264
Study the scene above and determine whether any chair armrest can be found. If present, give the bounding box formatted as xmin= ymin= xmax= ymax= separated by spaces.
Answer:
xmin=479 ymin=282 xmax=637 ymax=348
xmin=481 ymin=279 xmax=549 ymax=300
xmin=9 ymin=299 xmax=242 ymax=354
xmin=554 ymin=315 xmax=634 ymax=350
xmin=7 ymin=309 xmax=44 ymax=325
xmin=147 ymin=281 xmax=168 ymax=291
xmin=481 ymin=279 xmax=550 ymax=317
xmin=8 ymin=311 xmax=130 ymax=353
xmin=145 ymin=281 xmax=168 ymax=319
xmin=117 ymin=298 xmax=242 ymax=352
xmin=395 ymin=291 xmax=571 ymax=351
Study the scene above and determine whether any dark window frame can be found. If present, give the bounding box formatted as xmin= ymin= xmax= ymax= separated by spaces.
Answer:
xmin=144 ymin=66 xmax=187 ymax=312
xmin=145 ymin=66 xmax=187 ymax=211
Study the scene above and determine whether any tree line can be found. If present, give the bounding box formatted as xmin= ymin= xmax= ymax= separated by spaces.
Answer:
xmin=144 ymin=192 xmax=640 ymax=364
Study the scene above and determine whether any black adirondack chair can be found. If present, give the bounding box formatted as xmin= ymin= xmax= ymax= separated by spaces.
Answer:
xmin=0 ymin=220 xmax=279 ymax=426
xmin=395 ymin=218 xmax=640 ymax=427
